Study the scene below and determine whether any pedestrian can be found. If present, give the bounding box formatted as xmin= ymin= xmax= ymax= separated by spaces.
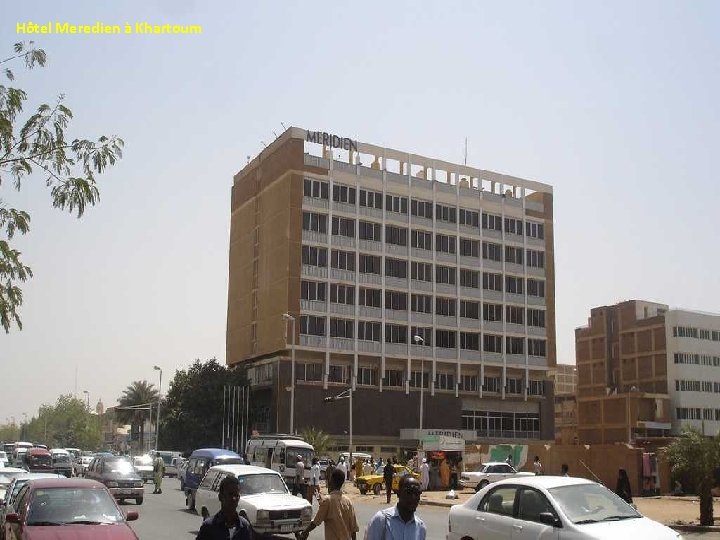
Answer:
xmin=299 ymin=468 xmax=359 ymax=540
xmin=294 ymin=455 xmax=306 ymax=497
xmin=153 ymin=454 xmax=165 ymax=494
xmin=419 ymin=458 xmax=429 ymax=491
xmin=449 ymin=461 xmax=458 ymax=490
xmin=307 ymin=457 xmax=321 ymax=503
xmin=533 ymin=456 xmax=543 ymax=475
xmin=325 ymin=460 xmax=336 ymax=495
xmin=439 ymin=459 xmax=450 ymax=489
xmin=505 ymin=454 xmax=513 ymax=467
xmin=196 ymin=475 xmax=253 ymax=540
xmin=365 ymin=475 xmax=426 ymax=540
xmin=561 ymin=463 xmax=569 ymax=477
xmin=383 ymin=458 xmax=394 ymax=504
xmin=616 ymin=468 xmax=633 ymax=504
xmin=337 ymin=456 xmax=348 ymax=480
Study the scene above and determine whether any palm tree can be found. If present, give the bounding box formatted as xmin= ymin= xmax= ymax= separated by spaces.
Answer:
xmin=116 ymin=380 xmax=158 ymax=451
xmin=300 ymin=426 xmax=330 ymax=456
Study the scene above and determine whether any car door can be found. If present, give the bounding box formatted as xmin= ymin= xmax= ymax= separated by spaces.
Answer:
xmin=473 ymin=485 xmax=518 ymax=540
xmin=510 ymin=487 xmax=560 ymax=540
xmin=497 ymin=464 xmax=516 ymax=481
xmin=5 ymin=484 xmax=29 ymax=540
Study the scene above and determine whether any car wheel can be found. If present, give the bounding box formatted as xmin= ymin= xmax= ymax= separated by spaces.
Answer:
xmin=187 ymin=491 xmax=196 ymax=511
xmin=372 ymin=483 xmax=382 ymax=495
xmin=136 ymin=497 xmax=143 ymax=505
xmin=201 ymin=507 xmax=209 ymax=519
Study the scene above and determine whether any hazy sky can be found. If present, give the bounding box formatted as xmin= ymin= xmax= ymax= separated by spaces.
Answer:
xmin=2 ymin=1 xmax=718 ymax=424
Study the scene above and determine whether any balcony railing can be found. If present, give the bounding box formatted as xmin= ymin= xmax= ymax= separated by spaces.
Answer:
xmin=436 ymin=283 xmax=456 ymax=296
xmin=304 ymin=154 xmax=330 ymax=169
xmin=505 ymin=293 xmax=525 ymax=306
xmin=527 ymin=266 xmax=545 ymax=277
xmin=459 ymin=255 xmax=480 ymax=268
xmin=410 ymin=311 xmax=433 ymax=324
xmin=302 ymin=265 xmax=328 ymax=278
xmin=528 ymin=355 xmax=548 ymax=367
xmin=482 ymin=351 xmax=503 ymax=364
xmin=435 ymin=220 xmax=456 ymax=232
xmin=482 ymin=321 xmax=504 ymax=333
xmin=527 ymin=326 xmax=546 ymax=337
xmin=460 ymin=349 xmax=481 ymax=361
xmin=301 ymin=299 xmax=326 ymax=313
xmin=386 ymin=243 xmax=408 ymax=257
xmin=358 ymin=239 xmax=382 ymax=252
xmin=410 ymin=279 xmax=433 ymax=292
xmin=333 ymin=202 xmax=356 ymax=214
xmin=410 ymin=247 xmax=433 ymax=260
xmin=385 ymin=343 xmax=408 ymax=356
xmin=302 ymin=230 xmax=328 ymax=244
xmin=330 ymin=302 xmax=355 ymax=316
xmin=483 ymin=289 xmax=503 ymax=303
xmin=385 ymin=309 xmax=408 ymax=321
xmin=299 ymin=334 xmax=326 ymax=348
xmin=482 ymin=229 xmax=503 ymax=241
xmin=303 ymin=196 xmax=329 ymax=210
xmin=359 ymin=206 xmax=383 ymax=219
xmin=505 ymin=262 xmax=524 ymax=275
xmin=459 ymin=286 xmax=482 ymax=299
xmin=436 ymin=347 xmax=457 ymax=359
xmin=527 ymin=295 xmax=546 ymax=306
xmin=331 ymin=235 xmax=356 ymax=248
xmin=357 ymin=340 xmax=381 ymax=354
xmin=358 ymin=306 xmax=382 ymax=319
xmin=506 ymin=354 xmax=526 ymax=366
xmin=436 ymin=315 xmax=457 ymax=327
xmin=411 ymin=344 xmax=432 ymax=358
xmin=329 ymin=337 xmax=354 ymax=351
xmin=482 ymin=259 xmax=503 ymax=271
xmin=359 ymin=272 xmax=382 ymax=285
xmin=385 ymin=276 xmax=408 ymax=289
xmin=330 ymin=268 xmax=355 ymax=282
xmin=436 ymin=251 xmax=456 ymax=264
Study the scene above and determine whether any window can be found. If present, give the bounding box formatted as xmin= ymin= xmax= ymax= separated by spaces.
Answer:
xmin=528 ymin=380 xmax=544 ymax=396
xmin=300 ymin=315 xmax=325 ymax=336
xmin=357 ymin=366 xmax=378 ymax=386
xmin=385 ymin=225 xmax=408 ymax=246
xmin=460 ymin=238 xmax=479 ymax=257
xmin=302 ymin=245 xmax=328 ymax=267
xmin=460 ymin=269 xmax=479 ymax=288
xmin=409 ymin=370 xmax=430 ymax=389
xmin=359 ymin=254 xmax=381 ymax=274
xmin=383 ymin=369 xmax=404 ymax=387
xmin=460 ymin=332 xmax=480 ymax=350
xmin=330 ymin=284 xmax=354 ymax=305
xmin=328 ymin=364 xmax=350 ymax=383
xmin=436 ymin=297 xmax=456 ymax=317
xmin=506 ymin=336 xmax=525 ymax=354
xmin=460 ymin=208 xmax=479 ymax=227
xmin=506 ymin=276 xmax=524 ymax=294
xmin=303 ymin=212 xmax=327 ymax=234
xmin=483 ymin=272 xmax=503 ymax=292
xmin=460 ymin=374 xmax=478 ymax=392
xmin=482 ymin=241 xmax=502 ymax=261
xmin=526 ymin=221 xmax=544 ymax=239
xmin=528 ymin=339 xmax=546 ymax=357
xmin=436 ymin=234 xmax=456 ymax=254
xmin=506 ymin=377 xmax=523 ymax=394
xmin=506 ymin=306 xmax=524 ymax=325
xmin=411 ymin=230 xmax=432 ymax=250
xmin=527 ymin=279 xmax=545 ymax=298
xmin=330 ymin=318 xmax=354 ymax=338
xmin=526 ymin=249 xmax=545 ymax=268
xmin=385 ymin=194 xmax=408 ymax=214
xmin=332 ymin=184 xmax=356 ymax=204
xmin=331 ymin=250 xmax=355 ymax=271
xmin=359 ymin=287 xmax=381 ymax=308
xmin=385 ymin=258 xmax=408 ymax=278
xmin=297 ymin=362 xmax=323 ymax=382
xmin=505 ymin=246 xmax=524 ymax=265
xmin=411 ymin=262 xmax=432 ymax=282
xmin=483 ymin=303 xmax=503 ymax=322
xmin=460 ymin=300 xmax=480 ymax=319
xmin=482 ymin=213 xmax=502 ymax=231
xmin=483 ymin=376 xmax=501 ymax=392
xmin=358 ymin=321 xmax=381 ymax=341
xmin=385 ymin=324 xmax=407 ymax=344
xmin=332 ymin=216 xmax=355 ymax=237
xmin=410 ymin=326 xmax=433 ymax=346
xmin=385 ymin=291 xmax=408 ymax=311
xmin=436 ymin=330 xmax=456 ymax=348
xmin=436 ymin=372 xmax=456 ymax=389
xmin=301 ymin=280 xmax=326 ymax=301
xmin=436 ymin=204 xmax=457 ymax=223
xmin=359 ymin=221 xmax=381 ymax=241
xmin=359 ymin=189 xmax=382 ymax=209
xmin=527 ymin=309 xmax=545 ymax=328
xmin=484 ymin=334 xmax=503 ymax=353
xmin=304 ymin=178 xmax=329 ymax=199
xmin=411 ymin=199 xmax=433 ymax=218
xmin=504 ymin=217 xmax=523 ymax=235
xmin=411 ymin=294 xmax=432 ymax=313
xmin=436 ymin=265 xmax=456 ymax=285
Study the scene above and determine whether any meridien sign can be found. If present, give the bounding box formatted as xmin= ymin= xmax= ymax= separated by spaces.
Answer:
xmin=306 ymin=131 xmax=358 ymax=152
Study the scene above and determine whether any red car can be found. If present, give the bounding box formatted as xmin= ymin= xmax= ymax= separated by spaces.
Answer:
xmin=4 ymin=478 xmax=139 ymax=539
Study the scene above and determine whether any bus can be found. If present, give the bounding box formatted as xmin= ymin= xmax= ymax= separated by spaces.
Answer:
xmin=246 ymin=434 xmax=314 ymax=490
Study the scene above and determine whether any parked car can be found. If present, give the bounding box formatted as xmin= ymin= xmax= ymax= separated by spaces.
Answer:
xmin=195 ymin=464 xmax=312 ymax=536
xmin=133 ymin=455 xmax=154 ymax=483
xmin=3 ymin=478 xmax=139 ymax=539
xmin=0 ymin=468 xmax=30 ymax=506
xmin=354 ymin=464 xmax=419 ymax=495
xmin=85 ymin=455 xmax=144 ymax=505
xmin=460 ymin=461 xmax=534 ymax=491
xmin=183 ymin=449 xmax=244 ymax=510
xmin=448 ymin=475 xmax=681 ymax=540
xmin=0 ymin=473 xmax=64 ymax=539
xmin=50 ymin=449 xmax=73 ymax=478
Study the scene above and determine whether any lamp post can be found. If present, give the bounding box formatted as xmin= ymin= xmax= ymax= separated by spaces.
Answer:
xmin=282 ymin=313 xmax=296 ymax=434
xmin=83 ymin=390 xmax=89 ymax=412
xmin=324 ymin=377 xmax=354 ymax=475
xmin=154 ymin=366 xmax=162 ymax=451
xmin=413 ymin=335 xmax=425 ymax=432
xmin=627 ymin=385 xmax=638 ymax=444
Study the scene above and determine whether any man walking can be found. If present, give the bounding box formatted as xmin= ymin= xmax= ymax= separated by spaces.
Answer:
xmin=365 ymin=476 xmax=426 ymax=540
xmin=299 ymin=468 xmax=359 ymax=540
xmin=307 ymin=457 xmax=321 ymax=503
xmin=419 ymin=458 xmax=429 ymax=491
xmin=196 ymin=475 xmax=253 ymax=540
xmin=294 ymin=455 xmax=306 ymax=497
xmin=153 ymin=454 xmax=165 ymax=494
xmin=383 ymin=458 xmax=394 ymax=504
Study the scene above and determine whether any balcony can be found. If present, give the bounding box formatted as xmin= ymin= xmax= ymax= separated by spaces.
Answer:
xmin=459 ymin=255 xmax=480 ymax=268
xmin=411 ymin=248 xmax=433 ymax=260
xmin=333 ymin=202 xmax=356 ymax=215
xmin=527 ymin=325 xmax=546 ymax=337
xmin=359 ymin=239 xmax=382 ymax=252
xmin=330 ymin=268 xmax=355 ymax=282
xmin=527 ymin=236 xmax=545 ymax=248
xmin=304 ymin=154 xmax=330 ymax=169
xmin=301 ymin=299 xmax=326 ymax=313
xmin=482 ymin=192 xmax=504 ymax=204
xmin=385 ymin=276 xmax=408 ymax=289
xmin=482 ymin=259 xmax=502 ymax=271
xmin=505 ymin=262 xmax=524 ymax=275
xmin=330 ymin=302 xmax=355 ymax=316
xmin=483 ymin=289 xmax=503 ymax=303
xmin=410 ymin=279 xmax=432 ymax=292
xmin=482 ymin=351 xmax=503 ymax=364
xmin=299 ymin=334 xmax=326 ymax=348
xmin=359 ymin=272 xmax=382 ymax=285
xmin=436 ymin=347 xmax=457 ymax=359
xmin=482 ymin=229 xmax=503 ymax=241
xmin=436 ymin=283 xmax=456 ymax=296
xmin=385 ymin=309 xmax=408 ymax=322
xmin=436 ymin=251 xmax=456 ymax=264
xmin=332 ymin=160 xmax=357 ymax=174
xmin=385 ymin=343 xmax=408 ymax=356
xmin=331 ymin=235 xmax=356 ymax=248
xmin=482 ymin=320 xmax=504 ymax=333
xmin=459 ymin=225 xmax=481 ymax=238
xmin=506 ymin=322 xmax=525 ymax=335
xmin=506 ymin=293 xmax=525 ymax=305
xmin=302 ymin=230 xmax=328 ymax=244
xmin=526 ymin=200 xmax=544 ymax=213
xmin=386 ymin=171 xmax=407 ymax=185
xmin=505 ymin=196 xmax=523 ymax=208
xmin=527 ymin=295 xmax=546 ymax=307
xmin=357 ymin=340 xmax=381 ymax=354
xmin=460 ymin=349 xmax=481 ymax=361
xmin=435 ymin=220 xmax=456 ymax=233
xmin=411 ymin=177 xmax=431 ymax=191
xmin=506 ymin=354 xmax=526 ymax=366
xmin=459 ymin=286 xmax=481 ymax=299
xmin=358 ymin=306 xmax=382 ymax=319
xmin=329 ymin=337 xmax=354 ymax=351
xmin=386 ymin=243 xmax=408 ymax=257
xmin=528 ymin=355 xmax=548 ymax=367
xmin=459 ymin=317 xmax=481 ymax=330
xmin=359 ymin=206 xmax=383 ymax=220
xmin=303 ymin=196 xmax=329 ymax=210
xmin=302 ymin=265 xmax=328 ymax=278
xmin=410 ymin=215 xmax=433 ymax=229
xmin=436 ymin=315 xmax=457 ymax=327
xmin=385 ymin=211 xmax=409 ymax=225
xmin=411 ymin=344 xmax=432 ymax=358
xmin=527 ymin=266 xmax=545 ymax=278
xmin=436 ymin=182 xmax=456 ymax=194
xmin=358 ymin=165 xmax=383 ymax=179
xmin=410 ymin=311 xmax=433 ymax=324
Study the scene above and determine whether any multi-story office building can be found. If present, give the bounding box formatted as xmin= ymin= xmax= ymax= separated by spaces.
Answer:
xmin=575 ymin=300 xmax=720 ymax=444
xmin=553 ymin=364 xmax=577 ymax=443
xmin=227 ymin=127 xmax=556 ymax=450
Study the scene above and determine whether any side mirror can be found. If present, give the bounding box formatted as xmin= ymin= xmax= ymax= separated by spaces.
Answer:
xmin=6 ymin=513 xmax=20 ymax=524
xmin=537 ymin=512 xmax=561 ymax=527
xmin=126 ymin=511 xmax=139 ymax=521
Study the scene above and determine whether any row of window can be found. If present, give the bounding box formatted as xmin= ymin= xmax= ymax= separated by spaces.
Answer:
xmin=676 ymin=407 xmax=720 ymax=421
xmin=673 ymin=326 xmax=720 ymax=341
xmin=673 ymin=353 xmax=720 ymax=366
xmin=461 ymin=410 xmax=541 ymax=437
xmin=674 ymin=380 xmax=720 ymax=393
xmin=303 ymin=179 xmax=546 ymax=239
xmin=300 ymin=315 xmax=547 ymax=356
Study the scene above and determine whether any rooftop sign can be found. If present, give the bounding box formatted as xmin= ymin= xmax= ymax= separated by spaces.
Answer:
xmin=306 ymin=131 xmax=357 ymax=153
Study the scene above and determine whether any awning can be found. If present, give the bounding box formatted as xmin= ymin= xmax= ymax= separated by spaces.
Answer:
xmin=421 ymin=435 xmax=464 ymax=452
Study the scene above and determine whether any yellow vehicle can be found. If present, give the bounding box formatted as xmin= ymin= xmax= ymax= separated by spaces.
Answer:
xmin=354 ymin=464 xmax=420 ymax=495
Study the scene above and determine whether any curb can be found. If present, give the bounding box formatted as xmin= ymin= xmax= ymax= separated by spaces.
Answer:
xmin=670 ymin=524 xmax=720 ymax=533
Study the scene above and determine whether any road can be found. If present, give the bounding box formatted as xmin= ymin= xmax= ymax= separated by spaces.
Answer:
xmin=126 ymin=477 xmax=720 ymax=539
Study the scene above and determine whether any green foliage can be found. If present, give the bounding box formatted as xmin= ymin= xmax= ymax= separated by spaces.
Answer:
xmin=0 ymin=421 xmax=20 ymax=441
xmin=115 ymin=380 xmax=159 ymax=450
xmin=0 ymin=41 xmax=124 ymax=332
xmin=24 ymin=394 xmax=102 ymax=449
xmin=160 ymin=358 xmax=248 ymax=454
xmin=665 ymin=426 xmax=720 ymax=526
xmin=300 ymin=426 xmax=330 ymax=456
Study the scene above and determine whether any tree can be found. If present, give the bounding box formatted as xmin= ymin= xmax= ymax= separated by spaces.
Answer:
xmin=160 ymin=359 xmax=248 ymax=454
xmin=0 ymin=421 xmax=20 ymax=442
xmin=25 ymin=394 xmax=101 ymax=449
xmin=300 ymin=426 xmax=330 ymax=456
xmin=0 ymin=41 xmax=124 ymax=332
xmin=115 ymin=380 xmax=158 ymax=450
xmin=665 ymin=426 xmax=720 ymax=526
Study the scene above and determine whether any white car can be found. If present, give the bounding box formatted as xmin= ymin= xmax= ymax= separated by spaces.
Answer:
xmin=195 ymin=464 xmax=312 ymax=536
xmin=448 ymin=475 xmax=681 ymax=540
xmin=0 ymin=452 xmax=8 ymax=467
xmin=460 ymin=461 xmax=534 ymax=491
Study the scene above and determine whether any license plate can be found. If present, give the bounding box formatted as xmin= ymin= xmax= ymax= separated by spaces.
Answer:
xmin=279 ymin=524 xmax=294 ymax=533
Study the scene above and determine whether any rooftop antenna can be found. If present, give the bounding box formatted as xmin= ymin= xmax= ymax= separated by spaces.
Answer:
xmin=260 ymin=141 xmax=267 ymax=148
xmin=281 ymin=122 xmax=287 ymax=130
xmin=464 ymin=137 xmax=468 ymax=166
xmin=272 ymin=131 xmax=278 ymax=139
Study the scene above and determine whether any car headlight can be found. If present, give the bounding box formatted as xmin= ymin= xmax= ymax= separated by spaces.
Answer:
xmin=106 ymin=481 xmax=118 ymax=488
xmin=256 ymin=510 xmax=269 ymax=521
xmin=301 ymin=506 xmax=312 ymax=519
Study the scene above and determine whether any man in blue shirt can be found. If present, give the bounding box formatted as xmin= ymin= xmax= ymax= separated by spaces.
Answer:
xmin=365 ymin=475 xmax=426 ymax=540
xmin=196 ymin=475 xmax=254 ymax=540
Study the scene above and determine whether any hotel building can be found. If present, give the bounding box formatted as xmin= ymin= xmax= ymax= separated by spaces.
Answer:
xmin=227 ymin=127 xmax=556 ymax=450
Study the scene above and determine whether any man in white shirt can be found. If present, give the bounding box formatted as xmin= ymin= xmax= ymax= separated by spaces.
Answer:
xmin=419 ymin=458 xmax=429 ymax=491
xmin=294 ymin=455 xmax=306 ymax=497
xmin=337 ymin=457 xmax=348 ymax=480
xmin=307 ymin=457 xmax=321 ymax=502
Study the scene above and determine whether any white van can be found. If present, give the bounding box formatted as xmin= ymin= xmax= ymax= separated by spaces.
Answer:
xmin=246 ymin=435 xmax=314 ymax=490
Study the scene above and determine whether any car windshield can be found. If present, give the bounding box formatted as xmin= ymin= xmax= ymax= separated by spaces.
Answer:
xmin=215 ymin=457 xmax=245 ymax=466
xmin=287 ymin=447 xmax=313 ymax=466
xmin=237 ymin=473 xmax=288 ymax=495
xmin=27 ymin=487 xmax=125 ymax=525
xmin=52 ymin=454 xmax=70 ymax=463
xmin=102 ymin=459 xmax=136 ymax=474
xmin=549 ymin=483 xmax=641 ymax=524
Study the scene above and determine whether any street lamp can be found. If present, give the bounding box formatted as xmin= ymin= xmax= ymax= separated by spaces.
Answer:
xmin=413 ymin=335 xmax=425 ymax=432
xmin=282 ymin=313 xmax=296 ymax=434
xmin=83 ymin=390 xmax=89 ymax=412
xmin=154 ymin=366 xmax=162 ymax=451
xmin=627 ymin=385 xmax=638 ymax=444
xmin=324 ymin=378 xmax=354 ymax=475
